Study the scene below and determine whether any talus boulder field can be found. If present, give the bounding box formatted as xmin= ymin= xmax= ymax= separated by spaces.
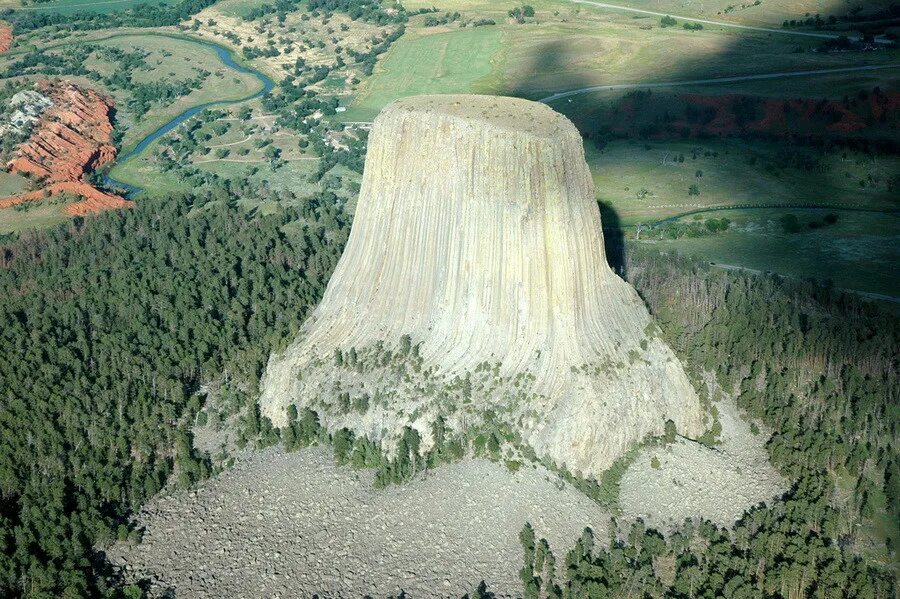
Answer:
xmin=261 ymin=95 xmax=704 ymax=476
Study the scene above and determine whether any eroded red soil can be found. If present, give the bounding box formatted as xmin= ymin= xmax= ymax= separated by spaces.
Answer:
xmin=2 ymin=80 xmax=132 ymax=217
xmin=0 ymin=22 xmax=12 ymax=54
xmin=586 ymin=89 xmax=900 ymax=143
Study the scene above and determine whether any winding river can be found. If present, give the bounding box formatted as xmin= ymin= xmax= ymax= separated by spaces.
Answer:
xmin=105 ymin=37 xmax=274 ymax=196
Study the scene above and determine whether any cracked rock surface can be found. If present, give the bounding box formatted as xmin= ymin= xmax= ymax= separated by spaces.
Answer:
xmin=620 ymin=398 xmax=786 ymax=528
xmin=111 ymin=448 xmax=611 ymax=598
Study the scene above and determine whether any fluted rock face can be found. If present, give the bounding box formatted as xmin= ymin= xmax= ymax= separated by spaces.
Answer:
xmin=261 ymin=95 xmax=703 ymax=476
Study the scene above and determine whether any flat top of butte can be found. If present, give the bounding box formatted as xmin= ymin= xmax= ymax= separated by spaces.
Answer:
xmin=385 ymin=94 xmax=571 ymax=139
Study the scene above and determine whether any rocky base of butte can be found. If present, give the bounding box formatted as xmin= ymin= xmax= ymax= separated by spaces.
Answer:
xmin=261 ymin=94 xmax=705 ymax=477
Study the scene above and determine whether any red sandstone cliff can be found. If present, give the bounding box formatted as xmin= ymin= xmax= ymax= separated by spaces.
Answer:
xmin=0 ymin=22 xmax=12 ymax=54
xmin=2 ymin=81 xmax=132 ymax=217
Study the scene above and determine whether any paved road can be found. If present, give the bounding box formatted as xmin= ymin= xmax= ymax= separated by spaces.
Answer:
xmin=648 ymin=202 xmax=900 ymax=228
xmin=570 ymin=0 xmax=871 ymax=41
xmin=539 ymin=62 xmax=900 ymax=103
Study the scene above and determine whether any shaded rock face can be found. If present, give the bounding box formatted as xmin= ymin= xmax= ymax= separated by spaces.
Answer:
xmin=261 ymin=95 xmax=703 ymax=476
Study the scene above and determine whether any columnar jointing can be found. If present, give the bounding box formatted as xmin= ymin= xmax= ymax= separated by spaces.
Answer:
xmin=260 ymin=94 xmax=703 ymax=476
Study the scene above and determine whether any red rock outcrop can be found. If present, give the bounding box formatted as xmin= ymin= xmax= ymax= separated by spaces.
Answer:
xmin=1 ymin=80 xmax=130 ymax=217
xmin=593 ymin=90 xmax=900 ymax=142
xmin=0 ymin=22 xmax=12 ymax=54
xmin=0 ymin=182 xmax=132 ymax=215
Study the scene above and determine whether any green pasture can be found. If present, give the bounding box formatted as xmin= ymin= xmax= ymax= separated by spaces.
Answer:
xmin=346 ymin=1 xmax=897 ymax=118
xmin=90 ymin=35 xmax=262 ymax=153
xmin=499 ymin=19 xmax=899 ymax=101
xmin=2 ymin=0 xmax=180 ymax=14
xmin=0 ymin=199 xmax=69 ymax=235
xmin=107 ymin=155 xmax=191 ymax=196
xmin=0 ymin=171 xmax=29 ymax=197
xmin=339 ymin=27 xmax=503 ymax=122
xmin=645 ymin=208 xmax=900 ymax=297
xmin=586 ymin=139 xmax=899 ymax=225
xmin=573 ymin=0 xmax=889 ymax=29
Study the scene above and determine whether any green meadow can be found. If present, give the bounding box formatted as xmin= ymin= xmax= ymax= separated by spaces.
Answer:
xmin=645 ymin=208 xmax=900 ymax=298
xmin=338 ymin=27 xmax=503 ymax=122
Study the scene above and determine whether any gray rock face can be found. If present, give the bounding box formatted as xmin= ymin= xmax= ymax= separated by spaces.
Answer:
xmin=110 ymin=448 xmax=612 ymax=598
xmin=260 ymin=94 xmax=703 ymax=476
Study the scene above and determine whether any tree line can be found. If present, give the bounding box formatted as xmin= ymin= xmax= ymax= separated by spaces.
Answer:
xmin=0 ymin=186 xmax=350 ymax=597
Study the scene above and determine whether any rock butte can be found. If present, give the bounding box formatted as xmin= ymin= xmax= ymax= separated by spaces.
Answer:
xmin=261 ymin=94 xmax=704 ymax=476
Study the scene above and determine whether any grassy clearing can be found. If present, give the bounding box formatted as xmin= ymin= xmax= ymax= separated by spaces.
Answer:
xmin=0 ymin=0 xmax=179 ymax=13
xmin=0 ymin=171 xmax=29 ymax=197
xmin=0 ymin=198 xmax=71 ymax=234
xmin=91 ymin=35 xmax=262 ymax=153
xmin=578 ymin=0 xmax=879 ymax=29
xmin=587 ymin=139 xmax=899 ymax=224
xmin=339 ymin=27 xmax=503 ymax=122
xmin=106 ymin=157 xmax=192 ymax=196
xmin=646 ymin=208 xmax=900 ymax=297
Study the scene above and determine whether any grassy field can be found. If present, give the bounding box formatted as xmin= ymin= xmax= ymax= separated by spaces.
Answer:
xmin=106 ymin=157 xmax=192 ymax=196
xmin=644 ymin=208 xmax=900 ymax=297
xmin=339 ymin=27 xmax=504 ymax=122
xmin=340 ymin=0 xmax=898 ymax=119
xmin=89 ymin=35 xmax=263 ymax=153
xmin=571 ymin=0 xmax=892 ymax=28
xmin=0 ymin=171 xmax=29 ymax=197
xmin=0 ymin=198 xmax=71 ymax=234
xmin=0 ymin=0 xmax=179 ymax=14
xmin=587 ymin=139 xmax=899 ymax=224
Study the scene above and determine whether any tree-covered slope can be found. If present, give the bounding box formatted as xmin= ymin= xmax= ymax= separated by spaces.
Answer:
xmin=520 ymin=247 xmax=898 ymax=598
xmin=0 ymin=188 xmax=348 ymax=597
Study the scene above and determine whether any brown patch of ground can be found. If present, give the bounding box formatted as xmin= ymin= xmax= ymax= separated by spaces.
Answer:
xmin=0 ymin=22 xmax=11 ymax=53
xmin=576 ymin=90 xmax=900 ymax=146
xmin=677 ymin=92 xmax=898 ymax=137
xmin=0 ymin=182 xmax=132 ymax=215
xmin=1 ymin=80 xmax=131 ymax=217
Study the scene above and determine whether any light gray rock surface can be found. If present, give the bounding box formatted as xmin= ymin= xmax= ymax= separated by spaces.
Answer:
xmin=620 ymin=398 xmax=786 ymax=528
xmin=260 ymin=95 xmax=703 ymax=477
xmin=110 ymin=448 xmax=611 ymax=598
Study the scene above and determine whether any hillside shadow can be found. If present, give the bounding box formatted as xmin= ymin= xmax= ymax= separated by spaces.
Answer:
xmin=499 ymin=1 xmax=899 ymax=291
xmin=599 ymin=201 xmax=626 ymax=275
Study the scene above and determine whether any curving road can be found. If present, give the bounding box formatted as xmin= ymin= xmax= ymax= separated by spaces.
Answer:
xmin=570 ymin=0 xmax=873 ymax=41
xmin=539 ymin=62 xmax=900 ymax=103
xmin=648 ymin=203 xmax=900 ymax=228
